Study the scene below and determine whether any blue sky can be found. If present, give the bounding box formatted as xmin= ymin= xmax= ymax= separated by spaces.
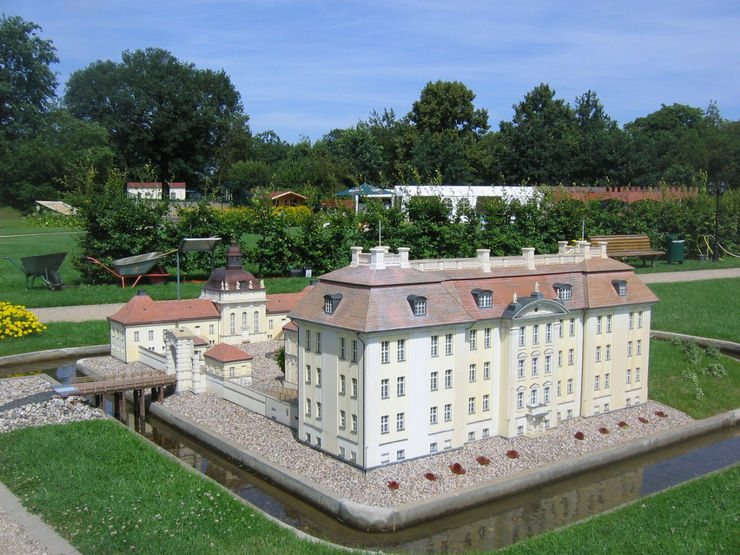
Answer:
xmin=5 ymin=1 xmax=740 ymax=143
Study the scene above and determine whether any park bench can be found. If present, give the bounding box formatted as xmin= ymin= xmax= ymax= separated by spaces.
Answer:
xmin=588 ymin=234 xmax=665 ymax=266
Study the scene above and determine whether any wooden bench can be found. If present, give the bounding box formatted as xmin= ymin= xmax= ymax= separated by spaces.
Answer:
xmin=588 ymin=234 xmax=665 ymax=266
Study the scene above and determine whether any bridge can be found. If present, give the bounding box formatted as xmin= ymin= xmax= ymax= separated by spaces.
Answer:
xmin=53 ymin=373 xmax=176 ymax=420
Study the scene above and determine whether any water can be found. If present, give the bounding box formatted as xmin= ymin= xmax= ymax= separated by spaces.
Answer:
xmin=3 ymin=360 xmax=739 ymax=552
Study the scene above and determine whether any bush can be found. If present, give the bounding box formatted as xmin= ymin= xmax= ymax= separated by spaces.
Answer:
xmin=704 ymin=362 xmax=727 ymax=378
xmin=0 ymin=302 xmax=46 ymax=339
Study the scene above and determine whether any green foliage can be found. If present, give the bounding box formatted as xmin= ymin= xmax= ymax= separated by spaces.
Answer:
xmin=683 ymin=339 xmax=702 ymax=365
xmin=276 ymin=346 xmax=286 ymax=375
xmin=703 ymin=362 xmax=727 ymax=378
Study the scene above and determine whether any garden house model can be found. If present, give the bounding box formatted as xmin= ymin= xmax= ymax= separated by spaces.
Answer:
xmin=288 ymin=241 xmax=658 ymax=469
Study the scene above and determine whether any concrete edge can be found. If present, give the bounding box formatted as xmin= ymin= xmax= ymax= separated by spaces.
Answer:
xmin=0 ymin=345 xmax=109 ymax=368
xmin=651 ymin=330 xmax=740 ymax=354
xmin=149 ymin=401 xmax=740 ymax=532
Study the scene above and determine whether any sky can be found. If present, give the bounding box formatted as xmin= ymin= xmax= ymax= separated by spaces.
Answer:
xmin=5 ymin=1 xmax=740 ymax=144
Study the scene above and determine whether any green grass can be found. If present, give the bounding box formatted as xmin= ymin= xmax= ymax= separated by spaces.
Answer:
xmin=0 ymin=420 xmax=337 ymax=554
xmin=632 ymin=256 xmax=740 ymax=274
xmin=648 ymin=338 xmax=740 ymax=419
xmin=0 ymin=321 xmax=110 ymax=357
xmin=648 ymin=278 xmax=740 ymax=342
xmin=502 ymin=463 xmax=739 ymax=554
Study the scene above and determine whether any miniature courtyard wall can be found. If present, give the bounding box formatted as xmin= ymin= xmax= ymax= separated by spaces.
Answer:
xmin=139 ymin=347 xmax=165 ymax=370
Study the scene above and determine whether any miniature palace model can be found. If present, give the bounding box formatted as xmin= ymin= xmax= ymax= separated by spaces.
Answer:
xmin=108 ymin=240 xmax=657 ymax=470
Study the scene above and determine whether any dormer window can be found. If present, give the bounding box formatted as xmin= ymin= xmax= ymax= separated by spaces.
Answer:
xmin=407 ymin=295 xmax=427 ymax=316
xmin=323 ymin=294 xmax=343 ymax=314
xmin=472 ymin=289 xmax=493 ymax=308
xmin=612 ymin=280 xmax=627 ymax=297
xmin=553 ymin=283 xmax=572 ymax=301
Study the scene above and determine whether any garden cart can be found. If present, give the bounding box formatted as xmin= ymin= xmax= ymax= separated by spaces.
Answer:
xmin=84 ymin=250 xmax=176 ymax=288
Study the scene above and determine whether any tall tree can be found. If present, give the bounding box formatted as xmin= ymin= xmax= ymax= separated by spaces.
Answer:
xmin=64 ymin=48 xmax=246 ymax=192
xmin=409 ymin=80 xmax=489 ymax=138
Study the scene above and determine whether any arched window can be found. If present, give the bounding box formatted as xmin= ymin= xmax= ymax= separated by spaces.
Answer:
xmin=241 ymin=312 xmax=247 ymax=330
xmin=253 ymin=311 xmax=259 ymax=333
xmin=229 ymin=313 xmax=236 ymax=334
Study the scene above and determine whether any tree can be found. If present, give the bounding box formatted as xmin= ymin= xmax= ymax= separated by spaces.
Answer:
xmin=409 ymin=80 xmax=489 ymax=138
xmin=0 ymin=15 xmax=58 ymax=141
xmin=64 ymin=48 xmax=246 ymax=192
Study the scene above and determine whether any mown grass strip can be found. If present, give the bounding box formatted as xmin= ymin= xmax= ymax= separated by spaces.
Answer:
xmin=0 ymin=420 xmax=338 ymax=554
xmin=0 ymin=321 xmax=110 ymax=357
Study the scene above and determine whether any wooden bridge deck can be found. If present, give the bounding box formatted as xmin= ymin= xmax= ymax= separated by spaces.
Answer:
xmin=53 ymin=373 xmax=176 ymax=397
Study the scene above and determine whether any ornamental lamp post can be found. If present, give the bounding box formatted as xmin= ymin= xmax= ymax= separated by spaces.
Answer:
xmin=707 ymin=181 xmax=728 ymax=261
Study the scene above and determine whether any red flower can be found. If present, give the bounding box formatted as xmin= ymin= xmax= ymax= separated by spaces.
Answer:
xmin=449 ymin=462 xmax=466 ymax=475
xmin=424 ymin=472 xmax=437 ymax=481
xmin=618 ymin=421 xmax=629 ymax=428
xmin=654 ymin=410 xmax=667 ymax=417
xmin=638 ymin=417 xmax=649 ymax=424
xmin=506 ymin=450 xmax=520 ymax=459
xmin=574 ymin=431 xmax=585 ymax=440
xmin=599 ymin=427 xmax=610 ymax=434
xmin=387 ymin=480 xmax=400 ymax=490
xmin=476 ymin=455 xmax=491 ymax=465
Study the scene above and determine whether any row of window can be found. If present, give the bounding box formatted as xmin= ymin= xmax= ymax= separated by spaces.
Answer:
xmin=306 ymin=367 xmax=359 ymax=397
xmin=228 ymin=312 xmax=260 ymax=335
xmin=518 ymin=322 xmax=556 ymax=346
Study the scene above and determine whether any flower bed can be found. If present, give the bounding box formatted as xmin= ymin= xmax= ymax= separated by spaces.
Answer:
xmin=0 ymin=302 xmax=46 ymax=339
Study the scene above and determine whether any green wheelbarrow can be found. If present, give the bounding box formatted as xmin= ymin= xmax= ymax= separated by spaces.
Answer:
xmin=4 ymin=252 xmax=67 ymax=291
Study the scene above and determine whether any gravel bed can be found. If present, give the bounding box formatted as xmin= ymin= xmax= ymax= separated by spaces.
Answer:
xmin=0 ymin=508 xmax=47 ymax=555
xmin=161 ymin=392 xmax=693 ymax=508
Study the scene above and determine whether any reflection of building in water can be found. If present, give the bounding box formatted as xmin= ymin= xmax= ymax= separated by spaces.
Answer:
xmin=402 ymin=465 xmax=645 ymax=552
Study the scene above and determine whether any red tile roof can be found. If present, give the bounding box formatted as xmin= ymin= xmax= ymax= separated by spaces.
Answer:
xmin=204 ymin=343 xmax=253 ymax=362
xmin=266 ymin=285 xmax=315 ymax=314
xmin=108 ymin=293 xmax=220 ymax=325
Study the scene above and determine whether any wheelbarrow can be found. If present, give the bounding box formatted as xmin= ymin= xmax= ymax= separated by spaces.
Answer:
xmin=84 ymin=250 xmax=176 ymax=288
xmin=4 ymin=252 xmax=67 ymax=290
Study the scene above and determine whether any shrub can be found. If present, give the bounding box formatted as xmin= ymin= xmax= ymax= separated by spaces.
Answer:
xmin=618 ymin=421 xmax=629 ymax=428
xmin=704 ymin=363 xmax=727 ymax=378
xmin=704 ymin=345 xmax=721 ymax=359
xmin=476 ymin=455 xmax=491 ymax=466
xmin=654 ymin=410 xmax=668 ymax=417
xmin=683 ymin=340 xmax=702 ymax=365
xmin=387 ymin=481 xmax=400 ymax=490
xmin=0 ymin=302 xmax=47 ymax=339
xmin=424 ymin=472 xmax=437 ymax=481
xmin=638 ymin=416 xmax=649 ymax=424
xmin=506 ymin=450 xmax=519 ymax=459
xmin=598 ymin=427 xmax=609 ymax=434
xmin=449 ymin=463 xmax=466 ymax=475
xmin=574 ymin=431 xmax=585 ymax=440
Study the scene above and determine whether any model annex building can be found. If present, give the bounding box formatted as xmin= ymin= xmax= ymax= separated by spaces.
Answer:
xmin=287 ymin=241 xmax=657 ymax=469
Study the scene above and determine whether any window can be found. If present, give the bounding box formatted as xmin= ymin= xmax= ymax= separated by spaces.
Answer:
xmin=519 ymin=326 xmax=526 ymax=347
xmin=444 ymin=403 xmax=452 ymax=421
xmin=351 ymin=340 xmax=358 ymax=362
xmin=430 ymin=406 xmax=438 ymax=424
xmin=269 ymin=320 xmax=273 ymax=330
xmin=483 ymin=394 xmax=490 ymax=411
xmin=483 ymin=428 xmax=490 ymax=438
xmin=339 ymin=410 xmax=346 ymax=429
xmin=594 ymin=375 xmax=600 ymax=390
xmin=253 ymin=311 xmax=259 ymax=333
xmin=408 ymin=295 xmax=427 ymax=316
xmin=484 ymin=327 xmax=491 ymax=348
xmin=396 ymin=412 xmax=405 ymax=432
xmin=638 ymin=311 xmax=643 ymax=329
xmin=545 ymin=354 xmax=552 ymax=374
xmin=397 ymin=339 xmax=405 ymax=362
xmin=517 ymin=391 xmax=524 ymax=409
xmin=324 ymin=294 xmax=342 ymax=314
xmin=380 ymin=415 xmax=389 ymax=434
xmin=316 ymin=402 xmax=322 ymax=420
xmin=606 ymin=344 xmax=611 ymax=361
xmin=637 ymin=340 xmax=642 ymax=355
xmin=148 ymin=330 xmax=154 ymax=341
xmin=445 ymin=369 xmax=453 ymax=389
xmin=316 ymin=332 xmax=321 ymax=353
xmin=636 ymin=367 xmax=641 ymax=382
xmin=340 ymin=338 xmax=346 ymax=360
xmin=559 ymin=319 xmax=564 ymax=339
xmin=530 ymin=388 xmax=538 ymax=406
xmin=483 ymin=362 xmax=490 ymax=380
xmin=607 ymin=314 xmax=612 ymax=333
xmin=351 ymin=378 xmax=358 ymax=398
xmin=397 ymin=376 xmax=405 ymax=397
xmin=569 ymin=318 xmax=575 ymax=337
xmin=532 ymin=324 xmax=540 ymax=344
xmin=629 ymin=312 xmax=634 ymax=330
xmin=305 ymin=365 xmax=311 ymax=385
xmin=558 ymin=350 xmax=563 ymax=367
xmin=567 ymin=378 xmax=573 ymax=394
xmin=557 ymin=380 xmax=562 ymax=396
xmin=612 ymin=280 xmax=627 ymax=296
xmin=626 ymin=369 xmax=632 ymax=383
xmin=605 ymin=373 xmax=610 ymax=388
xmin=627 ymin=341 xmax=633 ymax=357
xmin=397 ymin=449 xmax=405 ymax=461
xmin=568 ymin=348 xmax=574 ymax=366
xmin=468 ymin=397 xmax=475 ymax=414
xmin=531 ymin=356 xmax=539 ymax=376
xmin=316 ymin=368 xmax=321 ymax=387
xmin=445 ymin=333 xmax=453 ymax=355
xmin=567 ymin=409 xmax=573 ymax=419
xmin=339 ymin=446 xmax=345 ymax=458
xmin=518 ymin=359 xmax=525 ymax=378
xmin=544 ymin=386 xmax=551 ymax=403
xmin=351 ymin=414 xmax=357 ymax=433
xmin=305 ymin=329 xmax=311 ymax=351
xmin=604 ymin=403 xmax=610 ymax=412
xmin=472 ymin=289 xmax=493 ymax=308
xmin=430 ymin=442 xmax=438 ymax=453
xmin=468 ymin=431 xmax=475 ymax=441
xmin=469 ymin=329 xmax=477 ymax=350
xmin=517 ymin=425 xmax=524 ymax=436
xmin=230 ymin=313 xmax=236 ymax=335
xmin=134 ymin=331 xmax=140 ymax=342
xmin=430 ymin=371 xmax=438 ymax=391
xmin=546 ymin=323 xmax=552 ymax=343
xmin=381 ymin=341 xmax=390 ymax=364
xmin=381 ymin=379 xmax=389 ymax=399
xmin=469 ymin=364 xmax=476 ymax=382
xmin=554 ymin=283 xmax=572 ymax=301
xmin=596 ymin=316 xmax=602 ymax=334
xmin=595 ymin=346 xmax=601 ymax=362
xmin=305 ymin=398 xmax=311 ymax=417
xmin=339 ymin=374 xmax=346 ymax=395
xmin=229 ymin=366 xmax=235 ymax=378
xmin=209 ymin=324 xmax=215 ymax=335
xmin=431 ymin=335 xmax=439 ymax=357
